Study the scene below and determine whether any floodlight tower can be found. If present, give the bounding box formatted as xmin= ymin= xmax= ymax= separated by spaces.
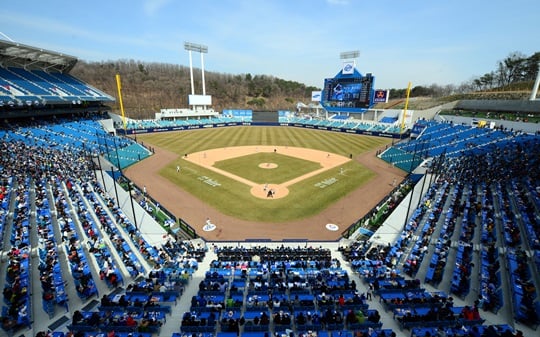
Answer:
xmin=530 ymin=61 xmax=540 ymax=101
xmin=184 ymin=41 xmax=209 ymax=110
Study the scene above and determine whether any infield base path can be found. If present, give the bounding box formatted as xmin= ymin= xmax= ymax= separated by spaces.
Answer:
xmin=184 ymin=146 xmax=350 ymax=199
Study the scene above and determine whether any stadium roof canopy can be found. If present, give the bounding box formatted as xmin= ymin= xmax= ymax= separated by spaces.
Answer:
xmin=0 ymin=39 xmax=78 ymax=73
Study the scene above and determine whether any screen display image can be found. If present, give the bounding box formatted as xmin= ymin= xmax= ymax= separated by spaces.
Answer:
xmin=323 ymin=76 xmax=372 ymax=109
xmin=330 ymin=82 xmax=361 ymax=102
xmin=321 ymin=70 xmax=375 ymax=112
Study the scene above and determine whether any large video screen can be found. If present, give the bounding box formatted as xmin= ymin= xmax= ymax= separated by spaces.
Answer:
xmin=323 ymin=75 xmax=373 ymax=109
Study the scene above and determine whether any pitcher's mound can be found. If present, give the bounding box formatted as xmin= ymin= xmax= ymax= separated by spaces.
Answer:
xmin=259 ymin=163 xmax=278 ymax=169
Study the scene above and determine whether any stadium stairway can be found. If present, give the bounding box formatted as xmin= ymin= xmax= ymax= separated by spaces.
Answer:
xmin=83 ymin=185 xmax=152 ymax=275
xmin=73 ymin=184 xmax=131 ymax=282
xmin=412 ymin=183 xmax=460 ymax=291
xmin=330 ymin=243 xmax=401 ymax=334
xmin=484 ymin=180 xmax=534 ymax=327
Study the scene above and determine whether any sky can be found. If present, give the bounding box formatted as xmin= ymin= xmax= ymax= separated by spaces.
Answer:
xmin=1 ymin=0 xmax=539 ymax=90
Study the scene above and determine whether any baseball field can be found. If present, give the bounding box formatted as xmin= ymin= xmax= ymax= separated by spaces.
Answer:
xmin=125 ymin=126 xmax=405 ymax=241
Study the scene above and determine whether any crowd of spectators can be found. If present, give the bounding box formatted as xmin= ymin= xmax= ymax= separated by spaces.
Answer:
xmin=0 ymin=125 xmax=197 ymax=335
xmin=0 ymin=139 xmax=98 ymax=331
xmin=341 ymin=133 xmax=540 ymax=332
xmin=1 ymin=112 xmax=539 ymax=337
xmin=180 ymin=245 xmax=389 ymax=337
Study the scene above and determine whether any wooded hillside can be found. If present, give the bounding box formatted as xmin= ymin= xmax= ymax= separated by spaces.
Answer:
xmin=71 ymin=60 xmax=319 ymax=119
xmin=71 ymin=51 xmax=539 ymax=119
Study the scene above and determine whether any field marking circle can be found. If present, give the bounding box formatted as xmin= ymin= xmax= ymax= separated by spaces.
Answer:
xmin=202 ymin=223 xmax=216 ymax=231
xmin=326 ymin=223 xmax=339 ymax=231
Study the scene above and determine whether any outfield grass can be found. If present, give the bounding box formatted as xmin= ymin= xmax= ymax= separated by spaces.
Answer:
xmin=136 ymin=127 xmax=392 ymax=222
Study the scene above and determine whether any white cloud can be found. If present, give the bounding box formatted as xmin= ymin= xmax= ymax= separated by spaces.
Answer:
xmin=143 ymin=0 xmax=174 ymax=16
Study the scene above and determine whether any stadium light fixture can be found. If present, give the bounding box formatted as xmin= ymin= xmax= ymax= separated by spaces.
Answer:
xmin=184 ymin=42 xmax=208 ymax=54
xmin=340 ymin=50 xmax=360 ymax=60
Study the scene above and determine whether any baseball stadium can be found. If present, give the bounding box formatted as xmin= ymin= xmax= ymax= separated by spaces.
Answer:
xmin=0 ymin=38 xmax=540 ymax=337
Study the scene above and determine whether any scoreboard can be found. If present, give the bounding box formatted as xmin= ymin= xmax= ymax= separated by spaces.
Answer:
xmin=358 ymin=73 xmax=373 ymax=107
xmin=252 ymin=111 xmax=278 ymax=123
xmin=322 ymin=73 xmax=374 ymax=110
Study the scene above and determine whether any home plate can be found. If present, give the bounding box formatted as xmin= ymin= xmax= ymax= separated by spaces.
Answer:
xmin=326 ymin=223 xmax=339 ymax=231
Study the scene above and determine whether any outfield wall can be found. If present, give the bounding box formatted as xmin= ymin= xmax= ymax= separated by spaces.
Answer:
xmin=119 ymin=121 xmax=406 ymax=139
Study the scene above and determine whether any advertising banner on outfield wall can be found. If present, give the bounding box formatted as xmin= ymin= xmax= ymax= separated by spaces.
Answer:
xmin=120 ymin=122 xmax=404 ymax=139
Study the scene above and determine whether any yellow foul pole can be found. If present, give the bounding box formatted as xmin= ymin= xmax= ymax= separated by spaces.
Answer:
xmin=401 ymin=82 xmax=412 ymax=133
xmin=115 ymin=74 xmax=127 ymax=131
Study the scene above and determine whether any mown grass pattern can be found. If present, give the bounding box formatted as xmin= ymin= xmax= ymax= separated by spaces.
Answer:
xmin=138 ymin=127 xmax=392 ymax=222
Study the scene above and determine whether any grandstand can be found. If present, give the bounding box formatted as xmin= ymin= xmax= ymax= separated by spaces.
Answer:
xmin=1 ymin=40 xmax=539 ymax=337
xmin=0 ymin=40 xmax=114 ymax=112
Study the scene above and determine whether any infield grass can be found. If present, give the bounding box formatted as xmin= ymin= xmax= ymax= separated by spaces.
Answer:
xmin=213 ymin=152 xmax=322 ymax=184
xmin=136 ymin=127 xmax=392 ymax=222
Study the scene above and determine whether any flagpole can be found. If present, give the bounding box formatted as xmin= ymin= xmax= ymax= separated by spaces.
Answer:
xmin=401 ymin=82 xmax=412 ymax=134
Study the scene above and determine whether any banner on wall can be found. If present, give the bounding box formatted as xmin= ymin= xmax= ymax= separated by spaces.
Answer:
xmin=373 ymin=89 xmax=389 ymax=103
